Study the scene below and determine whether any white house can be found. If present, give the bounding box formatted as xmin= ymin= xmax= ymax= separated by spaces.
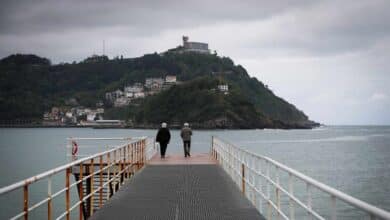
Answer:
xmin=134 ymin=92 xmax=146 ymax=98
xmin=145 ymin=78 xmax=164 ymax=89
xmin=125 ymin=92 xmax=134 ymax=98
xmin=165 ymin=75 xmax=177 ymax=83
xmin=114 ymin=97 xmax=130 ymax=107
xmin=217 ymin=84 xmax=229 ymax=94
xmin=124 ymin=83 xmax=143 ymax=93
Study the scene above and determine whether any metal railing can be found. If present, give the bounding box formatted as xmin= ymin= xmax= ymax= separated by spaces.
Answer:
xmin=211 ymin=136 xmax=390 ymax=220
xmin=0 ymin=136 xmax=157 ymax=220
xmin=66 ymin=137 xmax=134 ymax=158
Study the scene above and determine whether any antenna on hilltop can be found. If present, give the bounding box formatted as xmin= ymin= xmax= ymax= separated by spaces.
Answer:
xmin=103 ymin=40 xmax=105 ymax=56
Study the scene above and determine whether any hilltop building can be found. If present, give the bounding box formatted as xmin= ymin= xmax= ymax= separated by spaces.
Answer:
xmin=83 ymin=55 xmax=109 ymax=63
xmin=182 ymin=36 xmax=210 ymax=54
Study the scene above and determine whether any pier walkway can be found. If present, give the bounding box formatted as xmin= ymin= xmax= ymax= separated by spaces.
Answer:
xmin=90 ymin=154 xmax=265 ymax=220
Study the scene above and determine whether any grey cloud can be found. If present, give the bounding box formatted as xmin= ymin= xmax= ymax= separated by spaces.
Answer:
xmin=0 ymin=0 xmax=313 ymax=35
xmin=239 ymin=0 xmax=390 ymax=57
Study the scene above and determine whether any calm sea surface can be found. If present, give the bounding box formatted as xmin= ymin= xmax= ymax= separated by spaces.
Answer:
xmin=0 ymin=126 xmax=389 ymax=219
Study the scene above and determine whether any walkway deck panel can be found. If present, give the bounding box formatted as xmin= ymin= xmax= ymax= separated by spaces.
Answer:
xmin=91 ymin=162 xmax=265 ymax=220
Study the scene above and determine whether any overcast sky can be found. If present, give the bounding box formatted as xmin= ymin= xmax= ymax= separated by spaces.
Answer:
xmin=1 ymin=0 xmax=389 ymax=125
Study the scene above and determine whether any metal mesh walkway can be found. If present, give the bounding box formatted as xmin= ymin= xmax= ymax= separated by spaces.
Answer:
xmin=90 ymin=164 xmax=265 ymax=220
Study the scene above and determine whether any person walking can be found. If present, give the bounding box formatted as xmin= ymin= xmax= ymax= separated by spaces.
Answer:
xmin=180 ymin=122 xmax=192 ymax=157
xmin=156 ymin=122 xmax=171 ymax=158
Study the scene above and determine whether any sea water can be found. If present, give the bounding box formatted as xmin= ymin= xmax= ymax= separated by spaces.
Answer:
xmin=0 ymin=126 xmax=389 ymax=219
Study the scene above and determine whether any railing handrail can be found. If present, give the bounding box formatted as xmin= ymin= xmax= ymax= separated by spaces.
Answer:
xmin=67 ymin=137 xmax=134 ymax=141
xmin=212 ymin=136 xmax=390 ymax=220
xmin=260 ymin=155 xmax=390 ymax=219
xmin=0 ymin=136 xmax=146 ymax=195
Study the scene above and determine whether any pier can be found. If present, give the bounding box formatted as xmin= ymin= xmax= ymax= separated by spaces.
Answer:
xmin=0 ymin=136 xmax=390 ymax=219
xmin=90 ymin=154 xmax=264 ymax=219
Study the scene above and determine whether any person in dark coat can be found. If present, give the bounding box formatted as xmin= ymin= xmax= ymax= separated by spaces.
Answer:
xmin=180 ymin=122 xmax=192 ymax=157
xmin=156 ymin=122 xmax=171 ymax=158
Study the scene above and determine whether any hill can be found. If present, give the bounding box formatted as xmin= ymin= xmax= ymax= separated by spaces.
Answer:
xmin=0 ymin=52 xmax=318 ymax=128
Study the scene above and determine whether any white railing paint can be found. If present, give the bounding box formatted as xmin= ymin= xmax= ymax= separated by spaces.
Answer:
xmin=211 ymin=136 xmax=390 ymax=220
xmin=0 ymin=136 xmax=157 ymax=220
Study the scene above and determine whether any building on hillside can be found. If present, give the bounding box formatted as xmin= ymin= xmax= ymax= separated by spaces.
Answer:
xmin=165 ymin=75 xmax=177 ymax=83
xmin=105 ymin=89 xmax=124 ymax=102
xmin=51 ymin=107 xmax=60 ymax=117
xmin=96 ymin=100 xmax=104 ymax=107
xmin=162 ymin=75 xmax=177 ymax=90
xmin=124 ymin=83 xmax=144 ymax=98
xmin=217 ymin=84 xmax=229 ymax=95
xmin=87 ymin=112 xmax=96 ymax=121
xmin=182 ymin=36 xmax=210 ymax=53
xmin=145 ymin=78 xmax=164 ymax=90
xmin=114 ymin=97 xmax=130 ymax=107
xmin=124 ymin=83 xmax=144 ymax=93
xmin=134 ymin=92 xmax=146 ymax=98
xmin=125 ymin=92 xmax=134 ymax=98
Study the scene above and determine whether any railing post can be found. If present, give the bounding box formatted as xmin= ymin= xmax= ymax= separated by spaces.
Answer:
xmin=307 ymin=183 xmax=312 ymax=218
xmin=127 ymin=144 xmax=130 ymax=178
xmin=66 ymin=167 xmax=70 ymax=220
xmin=99 ymin=155 xmax=103 ymax=208
xmin=276 ymin=166 xmax=280 ymax=218
xmin=139 ymin=141 xmax=142 ymax=167
xmin=251 ymin=155 xmax=256 ymax=205
xmin=113 ymin=151 xmax=117 ymax=193
xmin=258 ymin=159 xmax=263 ymax=213
xmin=331 ymin=195 xmax=337 ymax=220
xmin=142 ymin=139 xmax=146 ymax=165
xmin=106 ymin=153 xmax=111 ymax=200
xmin=48 ymin=176 xmax=52 ymax=220
xmin=289 ymin=173 xmax=295 ymax=220
xmin=211 ymin=136 xmax=214 ymax=158
xmin=241 ymin=163 xmax=245 ymax=194
xmin=23 ymin=184 xmax=28 ymax=220
xmin=79 ymin=163 xmax=84 ymax=220
xmin=130 ymin=143 xmax=134 ymax=175
xmin=124 ymin=146 xmax=128 ymax=179
xmin=140 ymin=140 xmax=144 ymax=167
xmin=120 ymin=148 xmax=124 ymax=185
xmin=136 ymin=142 xmax=139 ymax=169
xmin=266 ymin=161 xmax=271 ymax=220
xmin=90 ymin=159 xmax=94 ymax=216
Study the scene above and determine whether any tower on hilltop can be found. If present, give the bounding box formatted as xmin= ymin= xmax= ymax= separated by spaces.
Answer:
xmin=182 ymin=36 xmax=189 ymax=48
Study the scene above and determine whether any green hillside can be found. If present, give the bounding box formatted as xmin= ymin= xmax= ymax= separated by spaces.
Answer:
xmin=0 ymin=52 xmax=318 ymax=128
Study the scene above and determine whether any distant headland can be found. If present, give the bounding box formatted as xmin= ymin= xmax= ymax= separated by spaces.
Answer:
xmin=0 ymin=36 xmax=319 ymax=129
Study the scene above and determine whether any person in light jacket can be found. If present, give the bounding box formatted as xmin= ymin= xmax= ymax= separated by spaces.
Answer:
xmin=156 ymin=122 xmax=171 ymax=158
xmin=180 ymin=122 xmax=192 ymax=157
